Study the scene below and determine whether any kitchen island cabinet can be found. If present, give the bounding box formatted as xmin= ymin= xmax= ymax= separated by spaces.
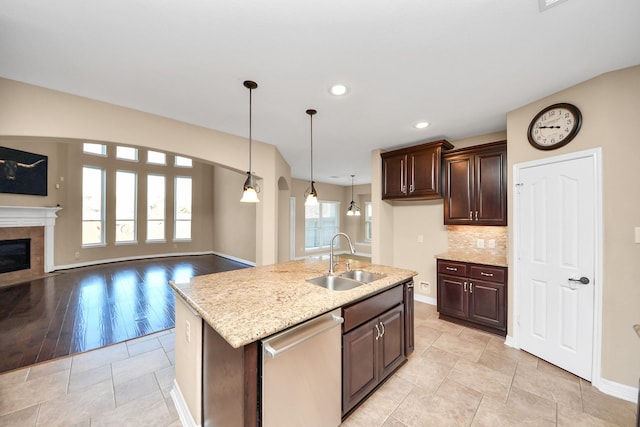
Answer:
xmin=342 ymin=283 xmax=407 ymax=415
xmin=170 ymin=259 xmax=416 ymax=426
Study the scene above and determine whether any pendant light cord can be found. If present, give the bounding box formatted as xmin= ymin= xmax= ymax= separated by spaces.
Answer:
xmin=248 ymin=85 xmax=252 ymax=174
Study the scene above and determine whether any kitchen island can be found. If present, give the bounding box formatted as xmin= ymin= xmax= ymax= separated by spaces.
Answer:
xmin=169 ymin=258 xmax=416 ymax=426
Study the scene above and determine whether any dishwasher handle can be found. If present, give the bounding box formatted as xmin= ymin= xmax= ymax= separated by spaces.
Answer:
xmin=263 ymin=312 xmax=344 ymax=359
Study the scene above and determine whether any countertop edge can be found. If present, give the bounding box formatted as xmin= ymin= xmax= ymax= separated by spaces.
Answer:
xmin=434 ymin=251 xmax=508 ymax=267
xmin=170 ymin=260 xmax=417 ymax=349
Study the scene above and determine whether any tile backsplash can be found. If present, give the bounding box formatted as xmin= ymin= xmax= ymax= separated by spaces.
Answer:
xmin=447 ymin=225 xmax=507 ymax=257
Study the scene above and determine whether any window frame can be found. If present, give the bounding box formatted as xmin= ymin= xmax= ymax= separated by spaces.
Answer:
xmin=304 ymin=200 xmax=341 ymax=252
xmin=81 ymin=165 xmax=106 ymax=247
xmin=174 ymin=175 xmax=192 ymax=241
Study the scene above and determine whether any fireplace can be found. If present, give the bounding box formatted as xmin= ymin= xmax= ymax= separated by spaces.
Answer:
xmin=0 ymin=206 xmax=61 ymax=286
xmin=0 ymin=238 xmax=31 ymax=274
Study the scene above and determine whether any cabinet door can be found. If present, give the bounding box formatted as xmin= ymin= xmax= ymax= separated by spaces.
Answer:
xmin=382 ymin=153 xmax=407 ymax=199
xmin=437 ymin=273 xmax=467 ymax=319
xmin=475 ymin=149 xmax=507 ymax=225
xmin=468 ymin=279 xmax=505 ymax=331
xmin=404 ymin=282 xmax=415 ymax=356
xmin=342 ymin=317 xmax=380 ymax=414
xmin=379 ymin=305 xmax=405 ymax=379
xmin=408 ymin=147 xmax=439 ymax=198
xmin=444 ymin=154 xmax=474 ymax=224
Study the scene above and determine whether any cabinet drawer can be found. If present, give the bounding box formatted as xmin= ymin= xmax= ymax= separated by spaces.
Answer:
xmin=437 ymin=261 xmax=467 ymax=277
xmin=470 ymin=265 xmax=505 ymax=284
xmin=343 ymin=285 xmax=403 ymax=333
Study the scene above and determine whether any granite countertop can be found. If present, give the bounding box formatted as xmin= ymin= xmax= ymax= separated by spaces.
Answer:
xmin=435 ymin=251 xmax=508 ymax=267
xmin=169 ymin=258 xmax=416 ymax=349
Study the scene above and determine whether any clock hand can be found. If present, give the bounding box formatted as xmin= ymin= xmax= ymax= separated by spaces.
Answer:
xmin=538 ymin=125 xmax=561 ymax=129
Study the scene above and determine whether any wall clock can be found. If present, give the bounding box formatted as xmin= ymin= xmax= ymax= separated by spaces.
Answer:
xmin=527 ymin=103 xmax=582 ymax=150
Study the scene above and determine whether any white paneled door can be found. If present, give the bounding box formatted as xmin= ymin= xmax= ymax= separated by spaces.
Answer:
xmin=515 ymin=150 xmax=600 ymax=381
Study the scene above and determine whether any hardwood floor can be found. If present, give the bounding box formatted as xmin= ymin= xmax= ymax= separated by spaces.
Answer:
xmin=0 ymin=254 xmax=249 ymax=374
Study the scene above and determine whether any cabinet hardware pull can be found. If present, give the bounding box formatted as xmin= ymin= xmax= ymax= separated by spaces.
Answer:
xmin=409 ymin=184 xmax=414 ymax=193
xmin=445 ymin=267 xmax=457 ymax=271
xmin=474 ymin=211 xmax=478 ymax=221
xmin=480 ymin=272 xmax=494 ymax=277
xmin=379 ymin=321 xmax=385 ymax=338
xmin=374 ymin=324 xmax=381 ymax=340
xmin=463 ymin=282 xmax=467 ymax=292
xmin=401 ymin=185 xmax=407 ymax=194
xmin=469 ymin=283 xmax=473 ymax=293
xmin=469 ymin=211 xmax=473 ymax=220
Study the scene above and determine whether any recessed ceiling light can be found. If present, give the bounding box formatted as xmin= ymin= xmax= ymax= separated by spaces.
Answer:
xmin=329 ymin=84 xmax=348 ymax=96
xmin=414 ymin=121 xmax=430 ymax=129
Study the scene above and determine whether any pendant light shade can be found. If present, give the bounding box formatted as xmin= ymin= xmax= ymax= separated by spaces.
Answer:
xmin=346 ymin=174 xmax=361 ymax=216
xmin=240 ymin=80 xmax=260 ymax=203
xmin=304 ymin=109 xmax=318 ymax=206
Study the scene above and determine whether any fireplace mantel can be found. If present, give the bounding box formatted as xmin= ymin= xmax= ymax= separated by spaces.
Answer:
xmin=0 ymin=206 xmax=62 ymax=272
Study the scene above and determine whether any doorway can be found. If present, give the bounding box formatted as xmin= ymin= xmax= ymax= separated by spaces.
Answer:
xmin=513 ymin=148 xmax=602 ymax=382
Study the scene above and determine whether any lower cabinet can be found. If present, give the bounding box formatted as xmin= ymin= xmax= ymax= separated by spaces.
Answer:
xmin=342 ymin=283 xmax=407 ymax=416
xmin=437 ymin=259 xmax=507 ymax=336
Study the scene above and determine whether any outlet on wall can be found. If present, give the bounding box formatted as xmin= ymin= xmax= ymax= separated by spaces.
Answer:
xmin=419 ymin=281 xmax=430 ymax=291
xmin=476 ymin=239 xmax=485 ymax=249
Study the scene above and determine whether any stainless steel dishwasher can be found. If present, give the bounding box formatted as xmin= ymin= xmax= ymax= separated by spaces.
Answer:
xmin=261 ymin=308 xmax=343 ymax=427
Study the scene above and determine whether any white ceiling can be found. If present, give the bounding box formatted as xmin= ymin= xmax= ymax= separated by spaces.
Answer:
xmin=1 ymin=0 xmax=639 ymax=186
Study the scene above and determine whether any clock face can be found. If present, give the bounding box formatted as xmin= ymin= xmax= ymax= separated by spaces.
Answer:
xmin=528 ymin=103 xmax=582 ymax=150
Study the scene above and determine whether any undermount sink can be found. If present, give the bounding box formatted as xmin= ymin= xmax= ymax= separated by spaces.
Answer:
xmin=339 ymin=270 xmax=386 ymax=283
xmin=307 ymin=270 xmax=386 ymax=291
xmin=306 ymin=275 xmax=365 ymax=291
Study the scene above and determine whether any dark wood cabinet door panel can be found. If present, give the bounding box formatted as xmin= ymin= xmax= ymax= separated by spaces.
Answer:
xmin=475 ymin=149 xmax=507 ymax=225
xmin=469 ymin=265 xmax=506 ymax=283
xmin=409 ymin=148 xmax=439 ymax=198
xmin=379 ymin=305 xmax=405 ymax=379
xmin=437 ymin=274 xmax=467 ymax=318
xmin=382 ymin=153 xmax=407 ymax=199
xmin=468 ymin=280 xmax=505 ymax=330
xmin=342 ymin=317 xmax=380 ymax=414
xmin=437 ymin=260 xmax=467 ymax=278
xmin=444 ymin=155 xmax=474 ymax=223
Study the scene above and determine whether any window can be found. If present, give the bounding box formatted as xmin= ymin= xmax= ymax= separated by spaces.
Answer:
xmin=147 ymin=150 xmax=166 ymax=165
xmin=116 ymin=146 xmax=138 ymax=161
xmin=364 ymin=202 xmax=373 ymax=242
xmin=147 ymin=174 xmax=166 ymax=241
xmin=83 ymin=143 xmax=106 ymax=156
xmin=116 ymin=171 xmax=137 ymax=243
xmin=175 ymin=156 xmax=193 ymax=168
xmin=174 ymin=176 xmax=192 ymax=240
xmin=82 ymin=166 xmax=105 ymax=245
xmin=305 ymin=201 xmax=340 ymax=250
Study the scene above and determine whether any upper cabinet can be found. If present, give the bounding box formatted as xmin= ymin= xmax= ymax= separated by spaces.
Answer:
xmin=381 ymin=140 xmax=454 ymax=200
xmin=443 ymin=141 xmax=507 ymax=226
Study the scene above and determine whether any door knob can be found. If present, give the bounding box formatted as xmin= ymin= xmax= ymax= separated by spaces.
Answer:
xmin=568 ymin=276 xmax=590 ymax=285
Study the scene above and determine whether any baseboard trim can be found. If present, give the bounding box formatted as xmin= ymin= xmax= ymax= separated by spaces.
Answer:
xmin=54 ymin=250 xmax=254 ymax=271
xmin=414 ymin=294 xmax=436 ymax=306
xmin=595 ymin=376 xmax=639 ymax=404
xmin=170 ymin=380 xmax=200 ymax=427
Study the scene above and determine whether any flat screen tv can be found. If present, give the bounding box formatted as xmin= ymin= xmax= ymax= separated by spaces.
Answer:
xmin=0 ymin=146 xmax=48 ymax=196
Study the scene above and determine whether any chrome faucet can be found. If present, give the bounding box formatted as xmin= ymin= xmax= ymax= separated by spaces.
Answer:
xmin=328 ymin=232 xmax=356 ymax=275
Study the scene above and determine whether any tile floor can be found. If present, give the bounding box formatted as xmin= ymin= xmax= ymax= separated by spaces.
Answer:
xmin=0 ymin=302 xmax=637 ymax=426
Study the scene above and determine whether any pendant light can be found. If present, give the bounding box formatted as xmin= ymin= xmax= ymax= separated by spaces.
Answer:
xmin=304 ymin=109 xmax=318 ymax=205
xmin=346 ymin=174 xmax=361 ymax=216
xmin=240 ymin=80 xmax=260 ymax=203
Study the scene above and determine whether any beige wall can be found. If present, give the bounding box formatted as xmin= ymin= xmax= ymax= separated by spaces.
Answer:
xmin=507 ymin=65 xmax=640 ymax=388
xmin=372 ymin=131 xmax=507 ymax=301
xmin=211 ymin=166 xmax=257 ymax=263
xmin=0 ymin=78 xmax=290 ymax=265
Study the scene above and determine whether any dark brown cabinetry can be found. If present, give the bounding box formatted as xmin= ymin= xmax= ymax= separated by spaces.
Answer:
xmin=437 ymin=259 xmax=507 ymax=336
xmin=404 ymin=280 xmax=414 ymax=356
xmin=342 ymin=283 xmax=408 ymax=415
xmin=382 ymin=140 xmax=454 ymax=200
xmin=443 ymin=141 xmax=507 ymax=225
